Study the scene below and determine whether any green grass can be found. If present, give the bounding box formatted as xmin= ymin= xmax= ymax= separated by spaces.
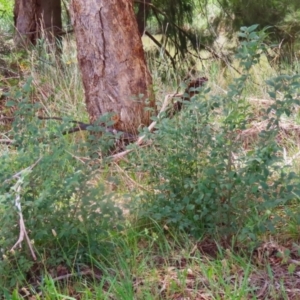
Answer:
xmin=6 ymin=223 xmax=300 ymax=299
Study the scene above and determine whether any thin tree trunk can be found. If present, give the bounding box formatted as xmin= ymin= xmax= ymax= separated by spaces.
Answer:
xmin=36 ymin=0 xmax=62 ymax=49
xmin=70 ymin=0 xmax=155 ymax=134
xmin=14 ymin=0 xmax=62 ymax=50
xmin=14 ymin=0 xmax=36 ymax=46
xmin=136 ymin=0 xmax=152 ymax=35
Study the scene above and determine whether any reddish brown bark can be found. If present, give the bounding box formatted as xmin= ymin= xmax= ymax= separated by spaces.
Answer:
xmin=70 ymin=0 xmax=155 ymax=134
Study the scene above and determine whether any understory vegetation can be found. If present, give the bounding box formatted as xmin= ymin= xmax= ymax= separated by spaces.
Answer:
xmin=1 ymin=1 xmax=300 ymax=299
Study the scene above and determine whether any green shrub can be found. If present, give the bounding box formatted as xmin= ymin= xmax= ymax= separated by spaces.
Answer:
xmin=0 ymin=0 xmax=14 ymax=33
xmin=0 ymin=80 xmax=123 ymax=292
xmin=135 ymin=25 xmax=300 ymax=241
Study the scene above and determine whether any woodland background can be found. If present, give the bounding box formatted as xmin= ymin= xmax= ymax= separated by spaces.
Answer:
xmin=1 ymin=0 xmax=300 ymax=298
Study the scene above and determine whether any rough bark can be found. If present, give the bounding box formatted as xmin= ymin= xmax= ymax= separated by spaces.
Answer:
xmin=14 ymin=0 xmax=36 ymax=46
xmin=14 ymin=0 xmax=62 ymax=49
xmin=70 ymin=0 xmax=155 ymax=135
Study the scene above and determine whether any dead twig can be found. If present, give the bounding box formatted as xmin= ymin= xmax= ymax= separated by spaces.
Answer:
xmin=52 ymin=269 xmax=102 ymax=281
xmin=10 ymin=183 xmax=37 ymax=260
xmin=110 ymin=92 xmax=177 ymax=162
xmin=0 ymin=139 xmax=14 ymax=145
xmin=113 ymin=162 xmax=152 ymax=192
xmin=9 ymin=158 xmax=42 ymax=261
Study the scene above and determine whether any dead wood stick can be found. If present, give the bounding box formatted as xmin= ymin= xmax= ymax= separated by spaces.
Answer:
xmin=9 ymin=158 xmax=41 ymax=260
xmin=110 ymin=92 xmax=178 ymax=162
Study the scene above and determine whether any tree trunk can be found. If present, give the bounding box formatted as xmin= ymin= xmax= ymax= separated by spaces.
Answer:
xmin=14 ymin=0 xmax=36 ymax=46
xmin=36 ymin=0 xmax=62 ymax=48
xmin=14 ymin=0 xmax=62 ymax=49
xmin=70 ymin=0 xmax=155 ymax=135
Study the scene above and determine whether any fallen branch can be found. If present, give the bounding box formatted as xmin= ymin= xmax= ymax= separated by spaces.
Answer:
xmin=110 ymin=92 xmax=177 ymax=162
xmin=144 ymin=31 xmax=176 ymax=70
xmin=11 ymin=184 xmax=37 ymax=261
xmin=9 ymin=158 xmax=42 ymax=260
xmin=113 ymin=162 xmax=152 ymax=192
xmin=247 ymin=97 xmax=275 ymax=105
xmin=0 ymin=139 xmax=14 ymax=145
xmin=52 ymin=269 xmax=102 ymax=282
xmin=110 ymin=77 xmax=208 ymax=161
